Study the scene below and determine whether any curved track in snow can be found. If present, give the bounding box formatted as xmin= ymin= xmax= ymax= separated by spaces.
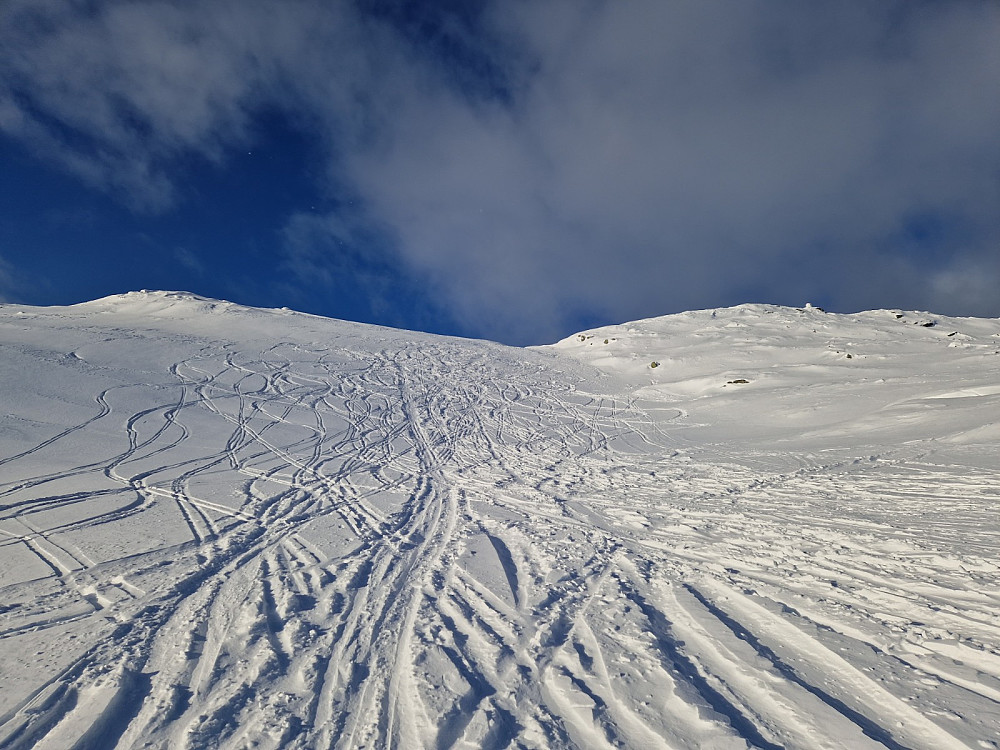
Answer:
xmin=0 ymin=295 xmax=998 ymax=748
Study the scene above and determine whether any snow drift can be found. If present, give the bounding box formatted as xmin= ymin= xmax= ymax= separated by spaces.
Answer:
xmin=0 ymin=292 xmax=997 ymax=748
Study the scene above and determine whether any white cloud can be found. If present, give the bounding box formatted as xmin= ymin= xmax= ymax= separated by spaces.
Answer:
xmin=339 ymin=1 xmax=1000 ymax=338
xmin=2 ymin=0 xmax=999 ymax=340
xmin=930 ymin=255 xmax=1000 ymax=317
xmin=0 ymin=0 xmax=372 ymax=210
xmin=173 ymin=247 xmax=205 ymax=276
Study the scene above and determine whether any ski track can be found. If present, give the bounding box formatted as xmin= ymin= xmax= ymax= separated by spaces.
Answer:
xmin=0 ymin=304 xmax=998 ymax=749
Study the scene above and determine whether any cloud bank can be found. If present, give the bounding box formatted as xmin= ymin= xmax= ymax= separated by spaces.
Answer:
xmin=3 ymin=0 xmax=999 ymax=342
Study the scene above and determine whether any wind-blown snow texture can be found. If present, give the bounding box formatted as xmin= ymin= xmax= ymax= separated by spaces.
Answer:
xmin=0 ymin=291 xmax=998 ymax=749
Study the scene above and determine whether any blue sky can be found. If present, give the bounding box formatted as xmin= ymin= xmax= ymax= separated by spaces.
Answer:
xmin=2 ymin=1 xmax=999 ymax=345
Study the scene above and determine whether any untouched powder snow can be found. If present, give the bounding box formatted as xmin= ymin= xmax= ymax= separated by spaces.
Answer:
xmin=0 ymin=291 xmax=998 ymax=749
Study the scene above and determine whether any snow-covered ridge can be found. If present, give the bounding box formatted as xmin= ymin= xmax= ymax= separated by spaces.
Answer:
xmin=1 ymin=294 xmax=998 ymax=749
xmin=549 ymin=303 xmax=1000 ymax=446
xmin=72 ymin=289 xmax=305 ymax=321
xmin=550 ymin=302 xmax=1000 ymax=387
xmin=7 ymin=289 xmax=418 ymax=344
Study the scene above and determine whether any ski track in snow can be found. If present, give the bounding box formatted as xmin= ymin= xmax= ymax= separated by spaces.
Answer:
xmin=0 ymin=294 xmax=998 ymax=749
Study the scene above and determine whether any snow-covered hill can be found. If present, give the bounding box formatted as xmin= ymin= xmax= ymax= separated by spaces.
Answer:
xmin=0 ymin=292 xmax=998 ymax=749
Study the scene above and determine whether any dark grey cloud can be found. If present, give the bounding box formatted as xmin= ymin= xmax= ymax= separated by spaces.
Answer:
xmin=2 ymin=0 xmax=999 ymax=342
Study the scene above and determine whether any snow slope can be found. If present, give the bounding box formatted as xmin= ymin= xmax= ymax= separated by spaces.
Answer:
xmin=0 ymin=292 xmax=998 ymax=749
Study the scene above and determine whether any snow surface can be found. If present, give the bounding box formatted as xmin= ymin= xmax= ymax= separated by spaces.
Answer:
xmin=0 ymin=291 xmax=998 ymax=749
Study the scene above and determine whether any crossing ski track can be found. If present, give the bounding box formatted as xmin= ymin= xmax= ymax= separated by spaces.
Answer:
xmin=0 ymin=292 xmax=997 ymax=749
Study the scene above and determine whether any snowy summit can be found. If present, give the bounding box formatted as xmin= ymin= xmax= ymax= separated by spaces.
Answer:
xmin=0 ymin=292 xmax=998 ymax=749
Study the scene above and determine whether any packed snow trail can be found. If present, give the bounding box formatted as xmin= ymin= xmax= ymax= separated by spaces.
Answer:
xmin=0 ymin=293 xmax=998 ymax=748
